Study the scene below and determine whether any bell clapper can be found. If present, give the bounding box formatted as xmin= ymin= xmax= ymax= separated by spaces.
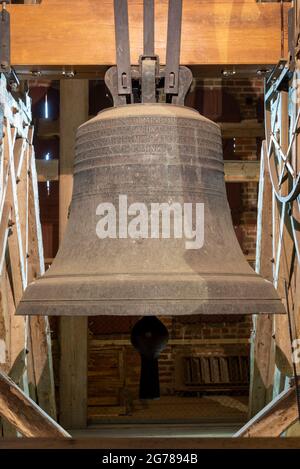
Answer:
xmin=131 ymin=316 xmax=169 ymax=400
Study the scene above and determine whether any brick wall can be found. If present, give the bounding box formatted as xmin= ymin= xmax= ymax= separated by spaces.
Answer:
xmin=83 ymin=314 xmax=251 ymax=407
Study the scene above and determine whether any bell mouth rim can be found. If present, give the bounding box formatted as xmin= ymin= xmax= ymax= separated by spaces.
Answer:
xmin=16 ymin=298 xmax=286 ymax=316
xmin=16 ymin=272 xmax=286 ymax=316
xmin=79 ymin=103 xmax=220 ymax=131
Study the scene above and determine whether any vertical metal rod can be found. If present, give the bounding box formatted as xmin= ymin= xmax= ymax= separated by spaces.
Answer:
xmin=114 ymin=0 xmax=132 ymax=96
xmin=143 ymin=0 xmax=155 ymax=56
xmin=0 ymin=0 xmax=10 ymax=72
xmin=164 ymin=0 xmax=182 ymax=95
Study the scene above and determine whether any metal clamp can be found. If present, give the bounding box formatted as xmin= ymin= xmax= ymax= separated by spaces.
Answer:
xmin=106 ymin=0 xmax=191 ymax=106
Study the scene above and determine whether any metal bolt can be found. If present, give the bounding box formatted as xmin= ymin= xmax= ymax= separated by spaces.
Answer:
xmin=31 ymin=70 xmax=42 ymax=77
xmin=62 ymin=70 xmax=75 ymax=79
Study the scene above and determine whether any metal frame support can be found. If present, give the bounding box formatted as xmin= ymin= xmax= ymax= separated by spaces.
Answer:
xmin=108 ymin=0 xmax=190 ymax=106
xmin=0 ymin=1 xmax=19 ymax=89
xmin=164 ymin=0 xmax=182 ymax=98
xmin=140 ymin=0 xmax=158 ymax=103
xmin=0 ymin=1 xmax=10 ymax=73
xmin=143 ymin=0 xmax=154 ymax=56
xmin=113 ymin=0 xmax=132 ymax=97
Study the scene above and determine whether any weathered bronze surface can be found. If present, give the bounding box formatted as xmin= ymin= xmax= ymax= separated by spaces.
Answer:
xmin=17 ymin=104 xmax=285 ymax=316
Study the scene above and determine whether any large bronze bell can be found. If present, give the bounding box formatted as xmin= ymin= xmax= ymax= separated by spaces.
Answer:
xmin=17 ymin=103 xmax=285 ymax=317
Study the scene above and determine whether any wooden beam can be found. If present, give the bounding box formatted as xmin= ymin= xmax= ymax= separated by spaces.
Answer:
xmin=26 ymin=139 xmax=57 ymax=418
xmin=89 ymin=338 xmax=249 ymax=348
xmin=36 ymin=118 xmax=59 ymax=138
xmin=59 ymin=317 xmax=88 ymax=429
xmin=36 ymin=159 xmax=58 ymax=182
xmin=36 ymin=159 xmax=260 ymax=183
xmin=272 ymin=91 xmax=294 ymax=397
xmin=224 ymin=161 xmax=260 ymax=182
xmin=248 ymin=142 xmax=275 ymax=417
xmin=2 ymin=436 xmax=300 ymax=449
xmin=8 ymin=1 xmax=289 ymax=69
xmin=220 ymin=120 xmax=265 ymax=138
xmin=59 ymin=80 xmax=88 ymax=430
xmin=0 ymin=202 xmax=12 ymax=275
xmin=0 ymin=370 xmax=70 ymax=438
xmin=234 ymin=386 xmax=299 ymax=437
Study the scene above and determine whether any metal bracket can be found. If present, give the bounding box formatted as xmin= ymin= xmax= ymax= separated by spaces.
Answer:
xmin=140 ymin=0 xmax=157 ymax=103
xmin=143 ymin=0 xmax=155 ymax=56
xmin=140 ymin=55 xmax=158 ymax=103
xmin=106 ymin=0 xmax=191 ymax=106
xmin=114 ymin=0 xmax=132 ymax=97
xmin=164 ymin=0 xmax=182 ymax=100
xmin=264 ymin=60 xmax=291 ymax=108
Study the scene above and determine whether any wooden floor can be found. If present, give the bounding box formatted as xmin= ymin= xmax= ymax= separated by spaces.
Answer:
xmin=86 ymin=395 xmax=248 ymax=437
xmin=71 ymin=422 xmax=243 ymax=438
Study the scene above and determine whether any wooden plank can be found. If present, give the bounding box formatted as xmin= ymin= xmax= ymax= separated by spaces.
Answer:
xmin=0 ymin=202 xmax=11 ymax=276
xmin=6 ymin=123 xmax=26 ymax=291
xmin=36 ymin=118 xmax=59 ymax=138
xmin=7 ymin=1 xmax=289 ymax=67
xmin=220 ymin=120 xmax=265 ymax=138
xmin=224 ymin=161 xmax=260 ymax=182
xmin=234 ymin=386 xmax=298 ymax=437
xmin=59 ymin=80 xmax=88 ymax=429
xmin=89 ymin=338 xmax=250 ymax=348
xmin=36 ymin=159 xmax=58 ymax=182
xmin=16 ymin=137 xmax=29 ymax=287
xmin=30 ymin=146 xmax=46 ymax=276
xmin=27 ymin=143 xmax=56 ymax=418
xmin=2 ymin=437 xmax=300 ymax=450
xmin=0 ymin=268 xmax=12 ymax=376
xmin=249 ymin=141 xmax=276 ymax=418
xmin=28 ymin=317 xmax=56 ymax=419
xmin=14 ymin=138 xmax=27 ymax=180
xmin=59 ymin=317 xmax=87 ymax=429
xmin=273 ymin=90 xmax=293 ymax=397
xmin=0 ymin=370 xmax=70 ymax=438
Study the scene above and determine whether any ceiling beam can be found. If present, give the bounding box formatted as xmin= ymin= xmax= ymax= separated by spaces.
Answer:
xmin=8 ymin=0 xmax=289 ymax=76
